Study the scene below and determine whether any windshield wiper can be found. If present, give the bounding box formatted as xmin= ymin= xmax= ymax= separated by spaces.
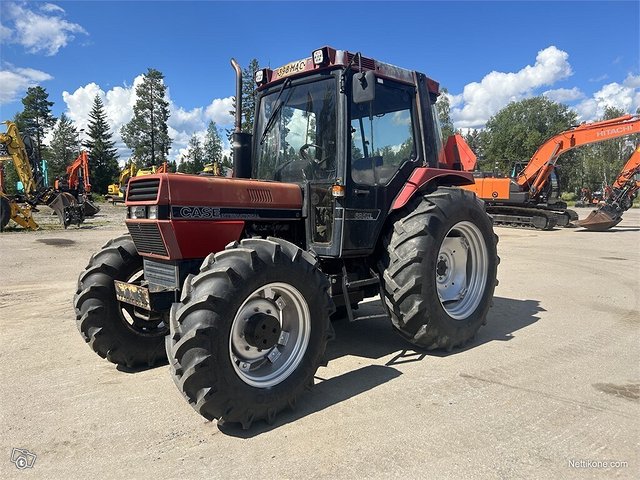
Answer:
xmin=259 ymin=78 xmax=292 ymax=145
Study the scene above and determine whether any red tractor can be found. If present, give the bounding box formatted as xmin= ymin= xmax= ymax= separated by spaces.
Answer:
xmin=74 ymin=47 xmax=499 ymax=428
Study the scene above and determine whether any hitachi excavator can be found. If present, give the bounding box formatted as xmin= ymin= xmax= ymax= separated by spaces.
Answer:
xmin=463 ymin=114 xmax=640 ymax=230
xmin=0 ymin=121 xmax=83 ymax=231
xmin=577 ymin=146 xmax=640 ymax=230
xmin=55 ymin=150 xmax=100 ymax=217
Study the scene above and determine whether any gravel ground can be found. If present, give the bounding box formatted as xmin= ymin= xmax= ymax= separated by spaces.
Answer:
xmin=0 ymin=204 xmax=638 ymax=479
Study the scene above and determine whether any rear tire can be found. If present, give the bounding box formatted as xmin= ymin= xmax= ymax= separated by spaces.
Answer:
xmin=74 ymin=234 xmax=168 ymax=368
xmin=379 ymin=187 xmax=498 ymax=350
xmin=167 ymin=237 xmax=334 ymax=428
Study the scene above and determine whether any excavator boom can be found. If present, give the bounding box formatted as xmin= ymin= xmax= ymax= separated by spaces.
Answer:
xmin=520 ymin=115 xmax=640 ymax=196
xmin=0 ymin=121 xmax=84 ymax=230
xmin=464 ymin=114 xmax=640 ymax=230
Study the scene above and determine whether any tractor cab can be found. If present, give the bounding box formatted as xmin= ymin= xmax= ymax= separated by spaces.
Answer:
xmin=238 ymin=47 xmax=463 ymax=257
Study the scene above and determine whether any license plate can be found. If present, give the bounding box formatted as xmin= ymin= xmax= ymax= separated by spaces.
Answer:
xmin=114 ymin=280 xmax=151 ymax=310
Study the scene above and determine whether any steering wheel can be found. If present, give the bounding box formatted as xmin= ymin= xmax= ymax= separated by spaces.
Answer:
xmin=299 ymin=143 xmax=324 ymax=163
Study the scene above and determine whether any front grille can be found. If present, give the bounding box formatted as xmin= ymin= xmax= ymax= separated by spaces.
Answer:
xmin=127 ymin=222 xmax=168 ymax=256
xmin=143 ymin=258 xmax=179 ymax=289
xmin=127 ymin=178 xmax=160 ymax=202
xmin=247 ymin=188 xmax=273 ymax=203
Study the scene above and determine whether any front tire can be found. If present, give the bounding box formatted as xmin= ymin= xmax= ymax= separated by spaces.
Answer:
xmin=379 ymin=187 xmax=498 ymax=350
xmin=74 ymin=235 xmax=168 ymax=368
xmin=167 ymin=238 xmax=333 ymax=428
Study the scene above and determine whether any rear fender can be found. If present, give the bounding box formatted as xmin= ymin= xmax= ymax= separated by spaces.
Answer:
xmin=390 ymin=167 xmax=474 ymax=213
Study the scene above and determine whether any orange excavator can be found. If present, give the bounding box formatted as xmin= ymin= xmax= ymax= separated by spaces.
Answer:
xmin=55 ymin=151 xmax=100 ymax=217
xmin=576 ymin=146 xmax=640 ymax=230
xmin=463 ymin=114 xmax=640 ymax=229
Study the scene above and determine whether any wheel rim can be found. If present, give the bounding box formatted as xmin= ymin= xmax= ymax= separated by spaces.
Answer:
xmin=230 ymin=282 xmax=311 ymax=388
xmin=436 ymin=221 xmax=488 ymax=320
xmin=118 ymin=269 xmax=168 ymax=336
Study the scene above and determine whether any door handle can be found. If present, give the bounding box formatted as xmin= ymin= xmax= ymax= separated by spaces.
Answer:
xmin=354 ymin=189 xmax=370 ymax=196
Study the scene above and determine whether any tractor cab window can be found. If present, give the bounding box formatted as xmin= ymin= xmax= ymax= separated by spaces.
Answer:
xmin=350 ymin=81 xmax=416 ymax=185
xmin=255 ymin=78 xmax=337 ymax=183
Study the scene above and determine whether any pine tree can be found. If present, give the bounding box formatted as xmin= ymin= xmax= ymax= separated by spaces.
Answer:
xmin=16 ymin=86 xmax=56 ymax=161
xmin=121 ymin=68 xmax=172 ymax=167
xmin=187 ymin=135 xmax=205 ymax=173
xmin=84 ymin=95 xmax=119 ymax=193
xmin=48 ymin=113 xmax=80 ymax=179
xmin=204 ymin=121 xmax=223 ymax=165
xmin=178 ymin=135 xmax=205 ymax=174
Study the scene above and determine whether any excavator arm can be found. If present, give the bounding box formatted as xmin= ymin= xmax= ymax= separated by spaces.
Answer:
xmin=612 ymin=146 xmax=640 ymax=190
xmin=66 ymin=151 xmax=91 ymax=193
xmin=577 ymin=146 xmax=640 ymax=230
xmin=0 ymin=121 xmax=37 ymax=195
xmin=517 ymin=115 xmax=640 ymax=198
xmin=0 ymin=121 xmax=84 ymax=230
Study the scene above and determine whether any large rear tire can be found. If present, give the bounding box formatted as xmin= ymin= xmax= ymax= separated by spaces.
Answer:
xmin=167 ymin=238 xmax=333 ymax=428
xmin=379 ymin=187 xmax=498 ymax=350
xmin=74 ymin=235 xmax=168 ymax=368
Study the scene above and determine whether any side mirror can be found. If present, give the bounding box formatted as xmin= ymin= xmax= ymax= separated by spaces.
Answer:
xmin=352 ymin=71 xmax=376 ymax=104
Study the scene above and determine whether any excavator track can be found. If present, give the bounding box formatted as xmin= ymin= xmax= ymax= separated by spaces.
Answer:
xmin=487 ymin=206 xmax=577 ymax=230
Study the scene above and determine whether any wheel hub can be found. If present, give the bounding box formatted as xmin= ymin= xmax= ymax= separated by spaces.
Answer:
xmin=244 ymin=312 xmax=282 ymax=350
xmin=436 ymin=221 xmax=489 ymax=320
xmin=229 ymin=282 xmax=311 ymax=388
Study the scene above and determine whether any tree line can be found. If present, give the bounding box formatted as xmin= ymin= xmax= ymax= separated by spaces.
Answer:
xmin=6 ymin=66 xmax=229 ymax=194
xmin=437 ymin=94 xmax=639 ymax=194
xmin=5 ymin=63 xmax=637 ymax=196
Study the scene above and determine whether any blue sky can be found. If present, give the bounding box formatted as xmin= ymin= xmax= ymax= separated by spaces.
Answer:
xmin=1 ymin=1 xmax=639 ymax=161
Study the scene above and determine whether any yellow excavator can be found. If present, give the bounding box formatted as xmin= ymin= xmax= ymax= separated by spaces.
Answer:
xmin=106 ymin=162 xmax=168 ymax=204
xmin=0 ymin=121 xmax=83 ymax=231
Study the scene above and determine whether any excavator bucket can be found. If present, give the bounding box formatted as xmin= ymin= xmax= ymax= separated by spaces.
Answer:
xmin=81 ymin=199 xmax=100 ymax=217
xmin=47 ymin=192 xmax=85 ymax=228
xmin=576 ymin=204 xmax=622 ymax=231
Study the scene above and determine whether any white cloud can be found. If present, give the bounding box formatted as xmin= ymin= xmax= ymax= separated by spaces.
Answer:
xmin=573 ymin=74 xmax=640 ymax=121
xmin=0 ymin=23 xmax=12 ymax=41
xmin=41 ymin=3 xmax=66 ymax=14
xmin=450 ymin=46 xmax=573 ymax=128
xmin=205 ymin=96 xmax=234 ymax=125
xmin=62 ymin=77 xmax=234 ymax=163
xmin=0 ymin=64 xmax=53 ymax=104
xmin=2 ymin=2 xmax=87 ymax=56
xmin=589 ymin=74 xmax=609 ymax=83
xmin=543 ymin=87 xmax=584 ymax=103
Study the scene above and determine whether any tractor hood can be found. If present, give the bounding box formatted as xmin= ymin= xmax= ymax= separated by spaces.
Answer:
xmin=125 ymin=173 xmax=303 ymax=260
xmin=126 ymin=173 xmax=303 ymax=213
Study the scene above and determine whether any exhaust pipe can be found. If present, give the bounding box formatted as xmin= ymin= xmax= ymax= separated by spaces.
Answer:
xmin=231 ymin=58 xmax=243 ymax=133
xmin=230 ymin=58 xmax=252 ymax=178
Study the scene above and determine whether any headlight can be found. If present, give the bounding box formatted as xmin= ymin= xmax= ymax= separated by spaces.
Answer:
xmin=313 ymin=49 xmax=324 ymax=65
xmin=129 ymin=206 xmax=147 ymax=219
xmin=148 ymin=205 xmax=159 ymax=219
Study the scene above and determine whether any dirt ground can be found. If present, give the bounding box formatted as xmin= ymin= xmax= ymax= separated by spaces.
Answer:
xmin=1 ymin=203 xmax=638 ymax=479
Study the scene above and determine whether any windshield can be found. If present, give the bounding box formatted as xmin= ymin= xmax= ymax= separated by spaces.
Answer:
xmin=254 ymin=78 xmax=337 ymax=182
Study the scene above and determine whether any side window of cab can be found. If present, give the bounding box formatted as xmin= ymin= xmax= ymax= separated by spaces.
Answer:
xmin=350 ymin=81 xmax=416 ymax=186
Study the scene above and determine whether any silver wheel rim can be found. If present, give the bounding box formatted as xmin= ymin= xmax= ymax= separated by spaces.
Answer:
xmin=436 ymin=221 xmax=488 ymax=320
xmin=230 ymin=282 xmax=311 ymax=388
